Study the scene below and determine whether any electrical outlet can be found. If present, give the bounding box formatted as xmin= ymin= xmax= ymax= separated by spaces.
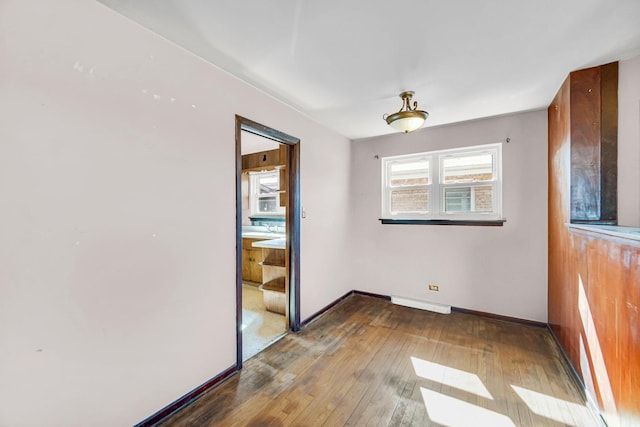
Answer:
xmin=428 ymin=284 xmax=439 ymax=291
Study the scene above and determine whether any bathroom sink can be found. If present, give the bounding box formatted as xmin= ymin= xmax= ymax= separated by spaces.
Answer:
xmin=242 ymin=231 xmax=286 ymax=239
xmin=241 ymin=225 xmax=285 ymax=239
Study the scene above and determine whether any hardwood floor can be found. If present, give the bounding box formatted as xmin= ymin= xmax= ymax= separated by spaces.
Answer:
xmin=160 ymin=295 xmax=602 ymax=426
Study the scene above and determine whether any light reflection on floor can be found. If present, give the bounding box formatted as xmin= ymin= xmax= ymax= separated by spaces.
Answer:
xmin=420 ymin=388 xmax=516 ymax=427
xmin=411 ymin=356 xmax=493 ymax=400
xmin=411 ymin=355 xmax=600 ymax=427
xmin=242 ymin=283 xmax=286 ymax=361
xmin=512 ymin=385 xmax=596 ymax=426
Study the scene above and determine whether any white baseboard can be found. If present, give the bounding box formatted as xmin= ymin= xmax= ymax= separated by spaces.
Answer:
xmin=391 ymin=295 xmax=451 ymax=314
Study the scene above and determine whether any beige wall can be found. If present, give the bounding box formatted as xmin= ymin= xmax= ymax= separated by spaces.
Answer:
xmin=348 ymin=110 xmax=548 ymax=322
xmin=618 ymin=55 xmax=640 ymax=227
xmin=0 ymin=0 xmax=351 ymax=426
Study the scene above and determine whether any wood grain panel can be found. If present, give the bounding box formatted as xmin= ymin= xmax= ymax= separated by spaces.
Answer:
xmin=241 ymin=238 xmax=266 ymax=283
xmin=570 ymin=66 xmax=602 ymax=221
xmin=549 ymin=61 xmax=639 ymax=424
xmin=575 ymin=231 xmax=640 ymax=416
xmin=548 ymin=74 xmax=578 ymax=363
xmin=241 ymin=148 xmax=283 ymax=171
xmin=599 ymin=62 xmax=619 ymax=221
xmin=569 ymin=62 xmax=618 ymax=222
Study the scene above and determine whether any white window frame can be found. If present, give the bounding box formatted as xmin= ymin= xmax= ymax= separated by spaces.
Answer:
xmin=381 ymin=143 xmax=502 ymax=220
xmin=382 ymin=154 xmax=433 ymax=217
xmin=249 ymin=170 xmax=285 ymax=217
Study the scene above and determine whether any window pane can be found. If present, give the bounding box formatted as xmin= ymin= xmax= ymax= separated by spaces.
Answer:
xmin=258 ymin=195 xmax=278 ymax=213
xmin=391 ymin=188 xmax=428 ymax=213
xmin=444 ymin=186 xmax=493 ymax=213
xmin=390 ymin=160 xmax=429 ymax=186
xmin=258 ymin=174 xmax=279 ymax=194
xmin=442 ymin=153 xmax=493 ymax=183
xmin=473 ymin=185 xmax=493 ymax=212
xmin=444 ymin=187 xmax=470 ymax=212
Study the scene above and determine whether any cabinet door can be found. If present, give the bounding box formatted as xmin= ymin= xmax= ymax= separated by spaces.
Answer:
xmin=241 ymin=152 xmax=257 ymax=170
xmin=279 ymin=167 xmax=287 ymax=207
xmin=241 ymin=248 xmax=252 ymax=282
xmin=249 ymin=248 xmax=264 ymax=282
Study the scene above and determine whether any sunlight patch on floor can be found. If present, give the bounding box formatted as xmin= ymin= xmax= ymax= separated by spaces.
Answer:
xmin=420 ymin=388 xmax=515 ymax=427
xmin=511 ymin=385 xmax=594 ymax=427
xmin=411 ymin=353 xmax=601 ymax=427
xmin=411 ymin=356 xmax=493 ymax=399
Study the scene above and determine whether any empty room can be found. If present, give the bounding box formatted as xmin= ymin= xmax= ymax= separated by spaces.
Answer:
xmin=1 ymin=1 xmax=639 ymax=426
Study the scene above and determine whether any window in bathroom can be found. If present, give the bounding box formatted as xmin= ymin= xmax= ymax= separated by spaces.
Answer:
xmin=250 ymin=170 xmax=285 ymax=216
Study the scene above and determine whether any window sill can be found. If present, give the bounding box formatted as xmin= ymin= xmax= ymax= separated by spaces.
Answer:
xmin=379 ymin=218 xmax=506 ymax=226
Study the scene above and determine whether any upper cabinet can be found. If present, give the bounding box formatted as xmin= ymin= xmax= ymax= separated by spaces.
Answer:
xmin=242 ymin=145 xmax=287 ymax=171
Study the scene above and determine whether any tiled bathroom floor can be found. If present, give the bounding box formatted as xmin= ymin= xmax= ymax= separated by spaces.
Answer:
xmin=242 ymin=283 xmax=287 ymax=360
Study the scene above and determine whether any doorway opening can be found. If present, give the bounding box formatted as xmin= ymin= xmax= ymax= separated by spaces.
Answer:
xmin=235 ymin=116 xmax=300 ymax=367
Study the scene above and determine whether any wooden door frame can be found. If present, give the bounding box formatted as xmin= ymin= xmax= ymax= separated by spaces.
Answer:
xmin=235 ymin=115 xmax=301 ymax=368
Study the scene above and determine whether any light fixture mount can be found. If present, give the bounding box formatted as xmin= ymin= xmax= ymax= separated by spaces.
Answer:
xmin=383 ymin=91 xmax=429 ymax=133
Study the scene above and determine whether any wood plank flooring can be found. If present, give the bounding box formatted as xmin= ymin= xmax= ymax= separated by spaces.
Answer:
xmin=159 ymin=295 xmax=602 ymax=427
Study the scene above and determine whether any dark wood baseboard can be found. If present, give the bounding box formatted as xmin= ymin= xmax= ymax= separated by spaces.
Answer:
xmin=134 ymin=364 xmax=238 ymax=427
xmin=451 ymin=306 xmax=547 ymax=328
xmin=301 ymin=290 xmax=391 ymax=327
xmin=352 ymin=290 xmax=392 ymax=301
xmin=301 ymin=290 xmax=353 ymax=327
xmin=546 ymin=326 xmax=606 ymax=426
xmin=546 ymin=326 xmax=585 ymax=390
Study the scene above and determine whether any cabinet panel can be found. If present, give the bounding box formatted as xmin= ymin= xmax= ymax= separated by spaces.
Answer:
xmin=241 ymin=148 xmax=282 ymax=171
xmin=569 ymin=62 xmax=618 ymax=222
xmin=279 ymin=167 xmax=287 ymax=207
xmin=260 ymin=246 xmax=287 ymax=315
xmin=249 ymin=248 xmax=263 ymax=282
xmin=241 ymin=238 xmax=266 ymax=283
xmin=242 ymin=248 xmax=252 ymax=281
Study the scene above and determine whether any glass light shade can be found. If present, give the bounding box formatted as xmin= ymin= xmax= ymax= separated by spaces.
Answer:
xmin=386 ymin=111 xmax=428 ymax=133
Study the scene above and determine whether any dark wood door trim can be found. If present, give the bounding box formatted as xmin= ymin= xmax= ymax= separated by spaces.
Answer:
xmin=235 ymin=115 xmax=301 ymax=369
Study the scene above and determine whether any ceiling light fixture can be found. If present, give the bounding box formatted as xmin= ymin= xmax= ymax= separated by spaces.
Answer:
xmin=383 ymin=91 xmax=429 ymax=133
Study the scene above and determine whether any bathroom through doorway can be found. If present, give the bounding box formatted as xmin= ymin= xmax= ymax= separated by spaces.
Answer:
xmin=235 ymin=116 xmax=300 ymax=366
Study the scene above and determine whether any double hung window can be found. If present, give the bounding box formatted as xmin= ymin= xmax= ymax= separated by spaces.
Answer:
xmin=250 ymin=170 xmax=285 ymax=216
xmin=381 ymin=143 xmax=502 ymax=220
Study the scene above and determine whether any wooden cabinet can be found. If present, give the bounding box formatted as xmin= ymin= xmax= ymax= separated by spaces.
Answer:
xmin=241 ymin=238 xmax=265 ymax=283
xmin=279 ymin=167 xmax=287 ymax=207
xmin=260 ymin=246 xmax=287 ymax=315
xmin=241 ymin=146 xmax=286 ymax=171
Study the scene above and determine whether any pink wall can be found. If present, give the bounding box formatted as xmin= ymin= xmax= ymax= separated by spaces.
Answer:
xmin=618 ymin=55 xmax=640 ymax=227
xmin=0 ymin=0 xmax=351 ymax=426
xmin=349 ymin=110 xmax=549 ymax=322
xmin=1 ymin=0 xmax=636 ymax=424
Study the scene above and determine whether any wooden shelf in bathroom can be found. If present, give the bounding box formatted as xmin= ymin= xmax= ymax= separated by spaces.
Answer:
xmin=259 ymin=277 xmax=286 ymax=315
xmin=257 ymin=243 xmax=287 ymax=315
xmin=262 ymin=248 xmax=285 ymax=268
xmin=261 ymin=277 xmax=285 ymax=293
xmin=260 ymin=261 xmax=285 ymax=268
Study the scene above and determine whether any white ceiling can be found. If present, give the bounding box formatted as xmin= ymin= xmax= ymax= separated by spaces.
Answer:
xmin=242 ymin=130 xmax=280 ymax=155
xmin=98 ymin=0 xmax=640 ymax=140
